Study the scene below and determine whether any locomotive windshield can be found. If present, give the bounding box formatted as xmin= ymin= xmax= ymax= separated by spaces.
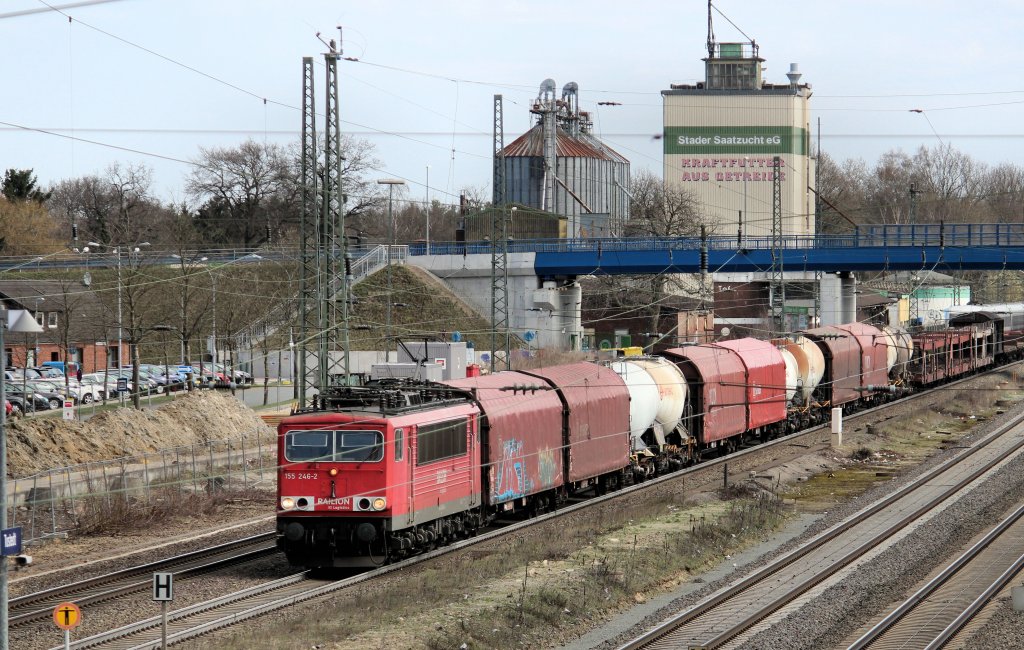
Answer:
xmin=284 ymin=429 xmax=384 ymax=462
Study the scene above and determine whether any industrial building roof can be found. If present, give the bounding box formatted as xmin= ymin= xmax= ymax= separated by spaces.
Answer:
xmin=501 ymin=123 xmax=619 ymax=160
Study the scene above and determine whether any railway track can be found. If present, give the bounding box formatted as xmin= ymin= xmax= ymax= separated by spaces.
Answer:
xmin=12 ymin=533 xmax=276 ymax=627
xmin=36 ymin=364 xmax=1020 ymax=649
xmin=616 ymin=407 xmax=1024 ymax=650
xmin=848 ymin=501 xmax=1024 ymax=649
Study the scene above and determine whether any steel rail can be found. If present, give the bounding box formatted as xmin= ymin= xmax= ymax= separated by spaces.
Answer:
xmin=926 ymin=553 xmax=1024 ymax=650
xmin=12 ymin=533 xmax=274 ymax=625
xmin=617 ymin=407 xmax=1024 ymax=650
xmin=849 ymin=501 xmax=1024 ymax=649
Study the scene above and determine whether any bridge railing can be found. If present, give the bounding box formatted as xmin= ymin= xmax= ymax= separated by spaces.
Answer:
xmin=407 ymin=222 xmax=1024 ymax=256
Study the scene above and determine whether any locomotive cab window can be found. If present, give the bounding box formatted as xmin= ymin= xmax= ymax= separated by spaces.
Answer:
xmin=284 ymin=429 xmax=384 ymax=463
xmin=394 ymin=428 xmax=404 ymax=462
xmin=335 ymin=431 xmax=384 ymax=462
xmin=284 ymin=431 xmax=332 ymax=461
xmin=416 ymin=418 xmax=468 ymax=465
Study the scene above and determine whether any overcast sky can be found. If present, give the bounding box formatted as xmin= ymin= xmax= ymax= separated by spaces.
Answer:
xmin=4 ymin=0 xmax=1024 ymax=207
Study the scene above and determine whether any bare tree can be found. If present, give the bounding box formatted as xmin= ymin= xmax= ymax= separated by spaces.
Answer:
xmin=619 ymin=170 xmax=709 ymax=339
xmin=981 ymin=162 xmax=1024 ymax=222
xmin=49 ymin=163 xmax=165 ymax=246
xmin=187 ymin=139 xmax=296 ymax=247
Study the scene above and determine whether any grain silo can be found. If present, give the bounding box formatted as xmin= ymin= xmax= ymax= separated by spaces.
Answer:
xmin=499 ymin=80 xmax=630 ymax=238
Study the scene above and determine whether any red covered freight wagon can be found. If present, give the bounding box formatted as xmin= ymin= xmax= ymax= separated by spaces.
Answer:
xmin=445 ymin=372 xmax=564 ymax=507
xmin=802 ymin=327 xmax=864 ymax=406
xmin=663 ymin=345 xmax=746 ymax=445
xmin=833 ymin=323 xmax=888 ymax=390
xmin=714 ymin=338 xmax=787 ymax=434
xmin=521 ymin=362 xmax=630 ymax=488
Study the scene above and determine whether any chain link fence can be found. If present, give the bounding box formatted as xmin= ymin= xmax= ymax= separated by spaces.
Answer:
xmin=6 ymin=428 xmax=277 ymax=545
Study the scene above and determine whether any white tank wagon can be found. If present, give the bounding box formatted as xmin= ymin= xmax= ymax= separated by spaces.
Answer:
xmin=772 ymin=336 xmax=824 ymax=407
xmin=776 ymin=346 xmax=799 ymax=403
xmin=610 ymin=358 xmax=695 ymax=475
xmin=882 ymin=326 xmax=914 ymax=380
xmin=609 ymin=360 xmax=660 ymax=453
xmin=630 ymin=357 xmax=690 ymax=445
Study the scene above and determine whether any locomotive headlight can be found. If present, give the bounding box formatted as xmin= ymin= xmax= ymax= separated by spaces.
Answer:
xmin=372 ymin=497 xmax=387 ymax=511
xmin=280 ymin=497 xmax=295 ymax=510
xmin=329 ymin=468 xmax=338 ymax=477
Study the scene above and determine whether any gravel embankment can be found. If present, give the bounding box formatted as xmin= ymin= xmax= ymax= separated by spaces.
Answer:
xmin=590 ymin=396 xmax=1024 ymax=650
xmin=739 ymin=442 xmax=1024 ymax=648
xmin=15 ymin=549 xmax=294 ymax=650
xmin=9 ymin=515 xmax=275 ymax=597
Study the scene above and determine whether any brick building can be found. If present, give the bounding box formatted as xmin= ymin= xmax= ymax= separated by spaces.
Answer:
xmin=0 ymin=280 xmax=124 ymax=373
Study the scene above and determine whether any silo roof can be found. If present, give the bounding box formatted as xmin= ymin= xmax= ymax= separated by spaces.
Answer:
xmin=502 ymin=123 xmax=612 ymax=159
xmin=577 ymin=132 xmax=629 ymax=164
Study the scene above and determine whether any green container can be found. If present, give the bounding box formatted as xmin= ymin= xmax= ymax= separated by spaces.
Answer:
xmin=719 ymin=43 xmax=743 ymax=58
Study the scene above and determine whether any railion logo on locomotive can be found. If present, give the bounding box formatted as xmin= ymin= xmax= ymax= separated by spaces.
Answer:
xmin=316 ymin=497 xmax=350 ymax=507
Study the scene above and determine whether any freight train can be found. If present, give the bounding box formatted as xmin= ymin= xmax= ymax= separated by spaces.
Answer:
xmin=276 ymin=316 xmax=1010 ymax=568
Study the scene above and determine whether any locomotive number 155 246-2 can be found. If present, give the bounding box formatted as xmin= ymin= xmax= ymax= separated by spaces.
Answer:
xmin=284 ymin=472 xmax=318 ymax=480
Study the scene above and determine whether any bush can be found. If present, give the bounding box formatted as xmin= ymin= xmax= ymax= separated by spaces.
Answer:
xmin=850 ymin=447 xmax=873 ymax=462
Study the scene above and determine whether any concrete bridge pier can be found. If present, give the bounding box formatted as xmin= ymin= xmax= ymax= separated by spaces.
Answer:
xmin=819 ymin=271 xmax=858 ymax=326
xmin=409 ymin=252 xmax=583 ymax=352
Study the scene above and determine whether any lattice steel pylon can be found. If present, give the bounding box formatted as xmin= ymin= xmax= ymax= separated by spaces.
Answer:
xmin=298 ymin=57 xmax=320 ymax=406
xmin=320 ymin=46 xmax=350 ymax=389
xmin=491 ymin=94 xmax=510 ymax=371
xmin=769 ymin=155 xmax=786 ymax=333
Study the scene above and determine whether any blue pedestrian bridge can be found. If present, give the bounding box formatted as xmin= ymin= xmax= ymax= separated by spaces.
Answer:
xmin=409 ymin=223 xmax=1024 ymax=276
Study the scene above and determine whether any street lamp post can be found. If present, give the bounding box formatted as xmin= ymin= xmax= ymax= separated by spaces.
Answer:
xmin=92 ymin=241 xmax=149 ymax=371
xmin=90 ymin=241 xmax=149 ymax=406
xmin=1 ymin=308 xmax=44 ymax=650
xmin=377 ymin=179 xmax=405 ymax=354
xmin=425 ymin=165 xmax=430 ymax=255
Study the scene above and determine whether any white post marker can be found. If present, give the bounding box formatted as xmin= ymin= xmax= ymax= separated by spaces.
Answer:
xmin=831 ymin=407 xmax=843 ymax=447
xmin=152 ymin=572 xmax=173 ymax=650
xmin=62 ymin=399 xmax=75 ymax=421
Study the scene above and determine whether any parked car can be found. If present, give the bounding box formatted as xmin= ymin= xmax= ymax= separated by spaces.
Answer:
xmin=7 ymin=367 xmax=43 ymax=381
xmin=189 ymin=363 xmax=219 ymax=387
xmin=208 ymin=363 xmax=253 ymax=386
xmin=25 ymin=381 xmax=70 ymax=409
xmin=139 ymin=364 xmax=187 ymax=391
xmin=54 ymin=379 xmax=103 ymax=404
xmin=6 ymin=395 xmax=25 ymax=417
xmin=33 ymin=366 xmax=65 ymax=379
xmin=6 ymin=388 xmax=52 ymax=412
xmin=107 ymin=368 xmax=162 ymax=395
xmin=80 ymin=373 xmax=120 ymax=399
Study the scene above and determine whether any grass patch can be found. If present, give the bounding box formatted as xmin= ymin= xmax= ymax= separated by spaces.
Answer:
xmin=75 ymin=486 xmax=267 ymax=534
xmin=423 ymin=495 xmax=785 ymax=650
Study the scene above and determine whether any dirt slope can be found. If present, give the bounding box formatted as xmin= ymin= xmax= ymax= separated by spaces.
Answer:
xmin=5 ymin=391 xmax=273 ymax=477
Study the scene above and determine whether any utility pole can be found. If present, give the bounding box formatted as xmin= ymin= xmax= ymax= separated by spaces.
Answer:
xmin=491 ymin=94 xmax=510 ymax=371
xmin=298 ymin=56 xmax=319 ymax=406
xmin=377 ymin=179 xmax=405 ymax=354
xmin=321 ymin=34 xmax=350 ymax=389
xmin=769 ymin=156 xmax=786 ymax=334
